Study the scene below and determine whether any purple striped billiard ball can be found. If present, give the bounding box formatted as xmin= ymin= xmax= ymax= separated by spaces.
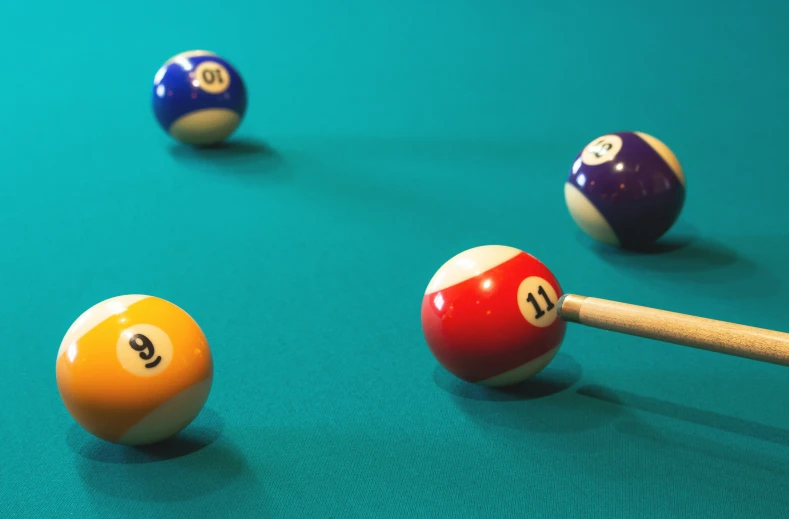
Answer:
xmin=564 ymin=132 xmax=686 ymax=249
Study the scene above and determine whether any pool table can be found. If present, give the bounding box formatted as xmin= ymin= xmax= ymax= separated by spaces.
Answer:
xmin=3 ymin=1 xmax=789 ymax=517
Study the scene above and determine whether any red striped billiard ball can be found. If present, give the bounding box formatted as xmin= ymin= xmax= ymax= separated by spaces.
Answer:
xmin=421 ymin=245 xmax=566 ymax=386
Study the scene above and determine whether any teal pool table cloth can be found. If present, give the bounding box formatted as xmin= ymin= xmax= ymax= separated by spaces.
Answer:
xmin=2 ymin=1 xmax=789 ymax=518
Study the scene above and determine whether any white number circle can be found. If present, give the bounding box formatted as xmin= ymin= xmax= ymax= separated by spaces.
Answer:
xmin=517 ymin=276 xmax=559 ymax=328
xmin=116 ymin=324 xmax=173 ymax=377
xmin=194 ymin=61 xmax=231 ymax=94
xmin=581 ymin=134 xmax=623 ymax=166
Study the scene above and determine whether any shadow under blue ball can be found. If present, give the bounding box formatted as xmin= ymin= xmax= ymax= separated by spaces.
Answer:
xmin=167 ymin=138 xmax=288 ymax=179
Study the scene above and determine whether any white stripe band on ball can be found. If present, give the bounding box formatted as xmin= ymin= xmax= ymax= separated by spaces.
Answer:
xmin=634 ymin=132 xmax=685 ymax=187
xmin=169 ymin=109 xmax=241 ymax=146
xmin=478 ymin=346 xmax=560 ymax=386
xmin=118 ymin=376 xmax=213 ymax=445
xmin=57 ymin=294 xmax=149 ymax=360
xmin=425 ymin=245 xmax=522 ymax=295
xmin=154 ymin=50 xmax=217 ymax=85
xmin=564 ymin=183 xmax=620 ymax=246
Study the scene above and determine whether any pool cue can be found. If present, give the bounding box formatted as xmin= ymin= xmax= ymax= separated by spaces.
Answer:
xmin=556 ymin=294 xmax=789 ymax=367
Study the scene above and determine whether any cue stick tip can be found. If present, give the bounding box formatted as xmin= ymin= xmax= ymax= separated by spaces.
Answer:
xmin=556 ymin=294 xmax=586 ymax=323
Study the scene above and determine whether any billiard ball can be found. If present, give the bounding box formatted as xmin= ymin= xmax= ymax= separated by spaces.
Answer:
xmin=56 ymin=295 xmax=213 ymax=445
xmin=564 ymin=131 xmax=686 ymax=249
xmin=152 ymin=50 xmax=247 ymax=146
xmin=421 ymin=245 xmax=567 ymax=386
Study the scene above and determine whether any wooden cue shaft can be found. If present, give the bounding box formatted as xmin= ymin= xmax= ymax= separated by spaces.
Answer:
xmin=556 ymin=294 xmax=789 ymax=367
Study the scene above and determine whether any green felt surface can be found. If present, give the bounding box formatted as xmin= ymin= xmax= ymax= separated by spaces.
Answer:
xmin=3 ymin=1 xmax=789 ymax=518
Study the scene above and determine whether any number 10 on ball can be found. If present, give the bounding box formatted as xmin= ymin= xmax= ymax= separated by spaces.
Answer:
xmin=152 ymin=50 xmax=247 ymax=146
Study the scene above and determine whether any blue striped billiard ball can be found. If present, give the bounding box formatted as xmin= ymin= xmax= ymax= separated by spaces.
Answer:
xmin=152 ymin=50 xmax=247 ymax=146
xmin=564 ymin=132 xmax=686 ymax=249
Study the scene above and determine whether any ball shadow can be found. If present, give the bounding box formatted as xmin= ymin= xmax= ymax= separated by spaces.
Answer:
xmin=588 ymin=237 xmax=738 ymax=271
xmin=587 ymin=230 xmax=783 ymax=298
xmin=583 ymin=219 xmax=734 ymax=272
xmin=435 ymin=353 xmax=622 ymax=435
xmin=66 ymin=407 xmax=224 ymax=463
xmin=433 ymin=352 xmax=582 ymax=402
xmin=620 ymin=234 xmax=697 ymax=254
xmin=68 ymin=408 xmax=255 ymax=502
xmin=168 ymin=137 xmax=288 ymax=178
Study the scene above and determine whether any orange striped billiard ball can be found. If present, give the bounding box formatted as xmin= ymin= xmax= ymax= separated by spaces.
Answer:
xmin=421 ymin=245 xmax=566 ymax=386
xmin=56 ymin=295 xmax=213 ymax=445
